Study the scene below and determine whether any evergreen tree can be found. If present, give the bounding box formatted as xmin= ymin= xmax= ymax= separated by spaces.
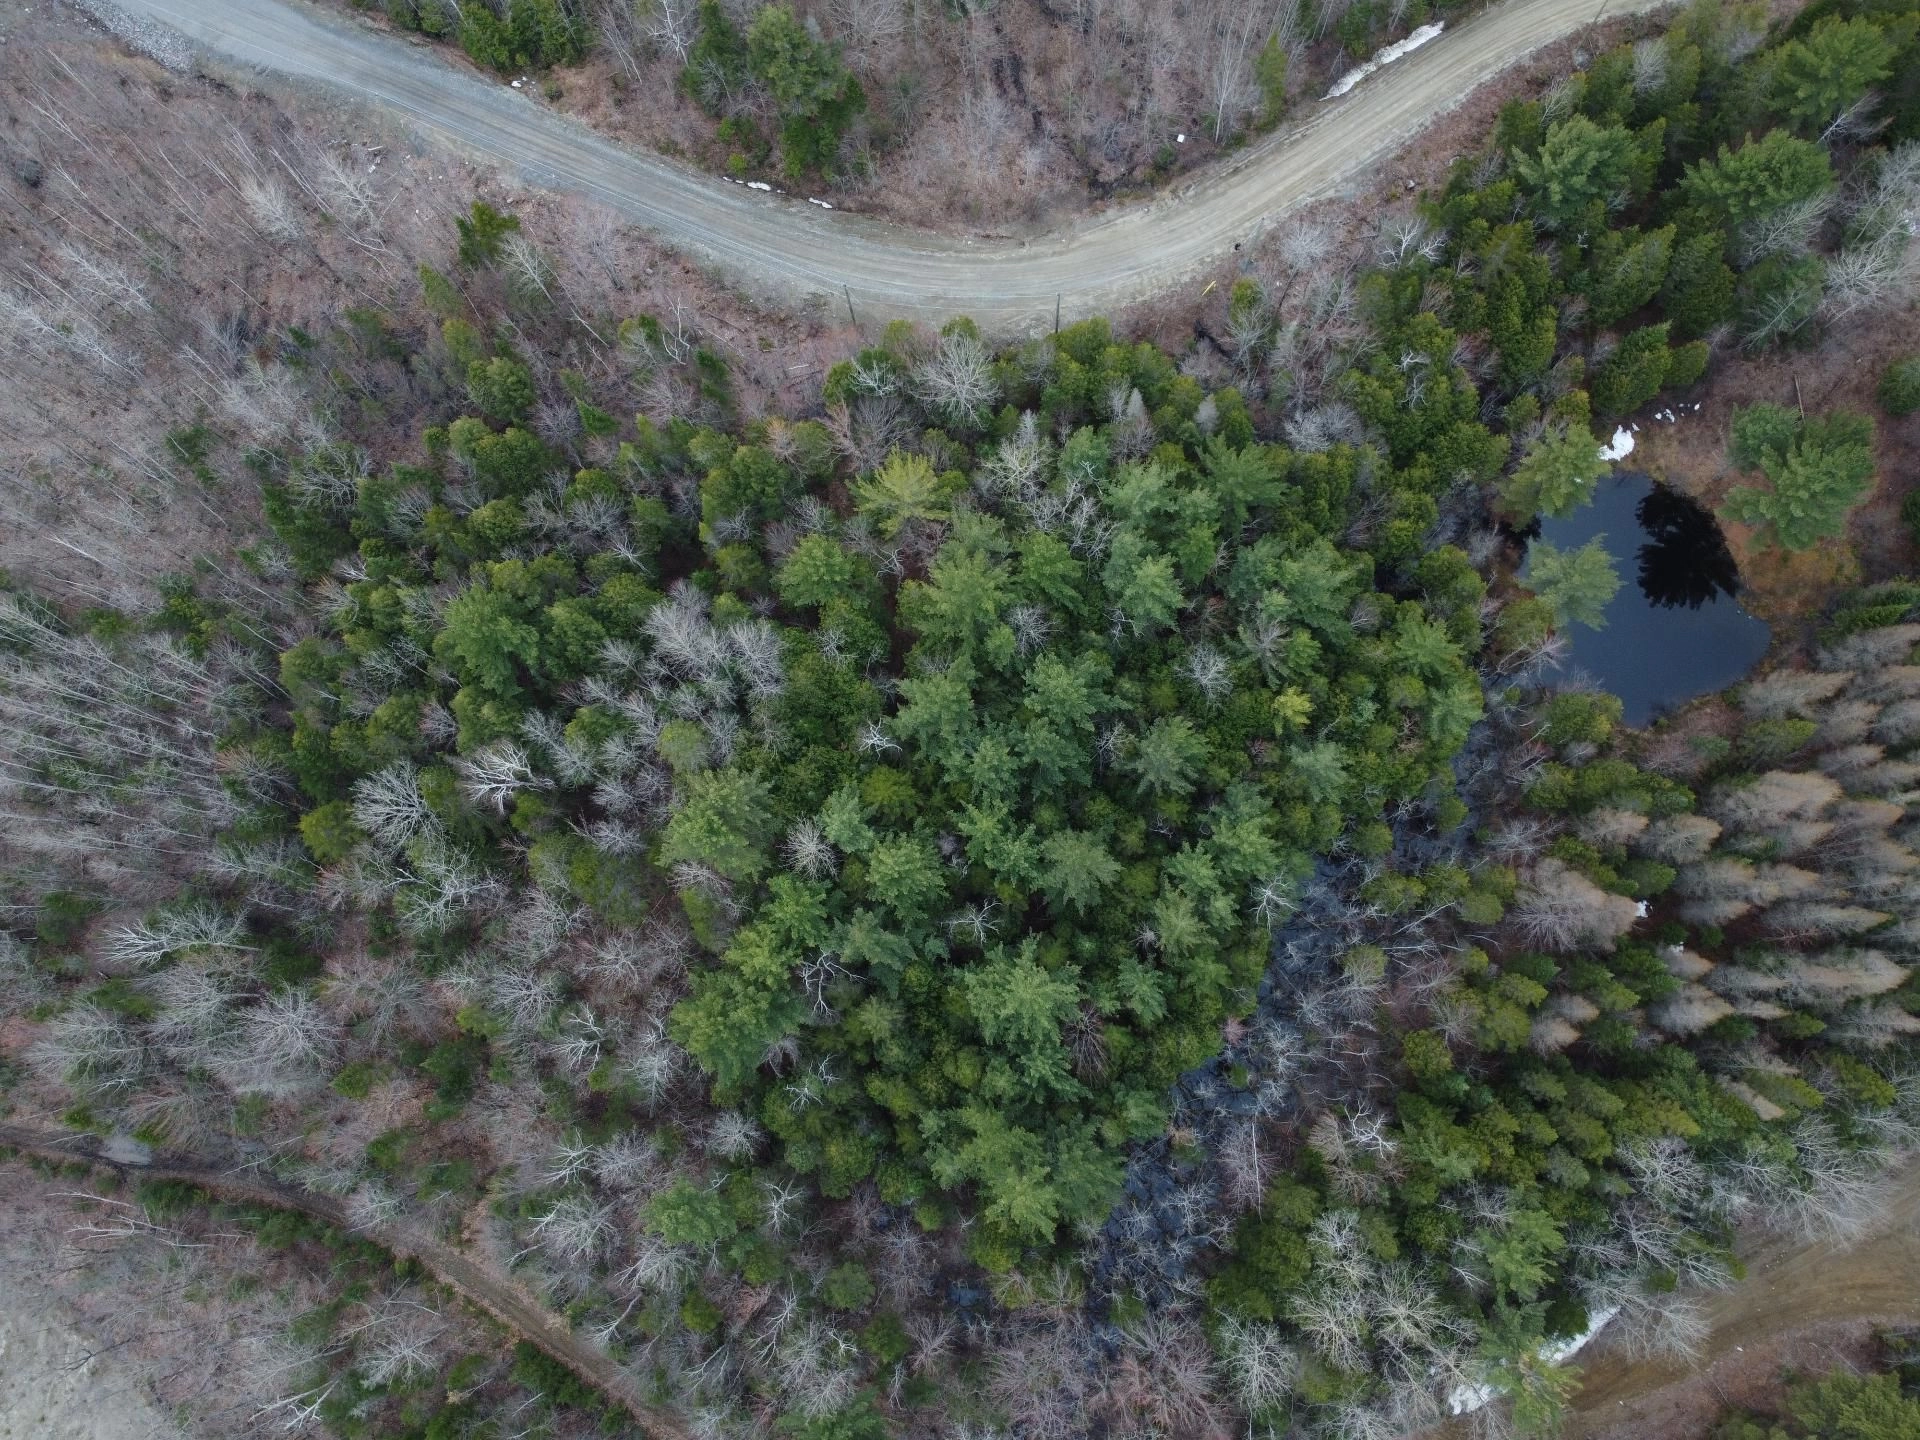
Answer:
xmin=1255 ymin=34 xmax=1290 ymax=126
xmin=1770 ymin=17 xmax=1895 ymax=134
xmin=746 ymin=4 xmax=866 ymax=177
xmin=1659 ymin=232 xmax=1738 ymax=340
xmin=852 ymin=449 xmax=958 ymax=536
xmin=1682 ymin=130 xmax=1833 ymax=226
xmin=1524 ymin=536 xmax=1621 ymax=629
xmin=1584 ymin=224 xmax=1675 ymax=328
xmin=1499 ymin=424 xmax=1608 ymax=523
xmin=1591 ymin=323 xmax=1673 ymax=418
xmin=1512 ymin=115 xmax=1635 ymax=228
xmin=1878 ymin=356 xmax=1920 ymax=417
xmin=682 ymin=0 xmax=749 ymax=113
xmin=1723 ymin=404 xmax=1877 ymax=550
xmin=455 ymin=200 xmax=520 ymax=267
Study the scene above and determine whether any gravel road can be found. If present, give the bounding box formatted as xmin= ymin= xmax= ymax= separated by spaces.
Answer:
xmin=99 ymin=0 xmax=1664 ymax=329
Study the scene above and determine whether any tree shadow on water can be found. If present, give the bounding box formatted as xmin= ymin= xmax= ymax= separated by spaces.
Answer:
xmin=1636 ymin=484 xmax=1740 ymax=611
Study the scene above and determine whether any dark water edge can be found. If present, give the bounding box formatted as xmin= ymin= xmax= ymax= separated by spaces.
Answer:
xmin=1534 ymin=472 xmax=1772 ymax=728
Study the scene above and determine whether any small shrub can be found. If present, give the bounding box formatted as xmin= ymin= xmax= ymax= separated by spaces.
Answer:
xmin=1881 ymin=356 xmax=1920 ymax=417
xmin=819 ymin=1261 xmax=875 ymax=1311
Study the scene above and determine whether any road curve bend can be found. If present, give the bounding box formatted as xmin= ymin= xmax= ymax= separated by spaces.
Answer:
xmin=100 ymin=0 xmax=1661 ymax=329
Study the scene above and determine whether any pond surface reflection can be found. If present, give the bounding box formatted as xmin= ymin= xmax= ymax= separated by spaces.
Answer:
xmin=1533 ymin=473 xmax=1772 ymax=727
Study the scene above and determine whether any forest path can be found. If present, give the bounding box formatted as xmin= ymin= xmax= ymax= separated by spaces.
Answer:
xmin=100 ymin=0 xmax=1667 ymax=329
xmin=0 ymin=1124 xmax=688 ymax=1440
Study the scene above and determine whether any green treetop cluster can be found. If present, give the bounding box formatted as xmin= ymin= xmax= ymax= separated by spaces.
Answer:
xmin=267 ymin=291 xmax=1497 ymax=1263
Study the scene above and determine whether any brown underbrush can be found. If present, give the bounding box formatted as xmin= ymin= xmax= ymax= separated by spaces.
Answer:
xmin=1629 ymin=298 xmax=1920 ymax=632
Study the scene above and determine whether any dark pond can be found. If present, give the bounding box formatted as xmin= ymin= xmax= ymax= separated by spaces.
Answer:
xmin=1530 ymin=472 xmax=1772 ymax=727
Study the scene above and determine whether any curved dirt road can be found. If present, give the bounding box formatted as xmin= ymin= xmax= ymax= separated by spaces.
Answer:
xmin=102 ymin=0 xmax=1662 ymax=330
xmin=0 ymin=1124 xmax=685 ymax=1440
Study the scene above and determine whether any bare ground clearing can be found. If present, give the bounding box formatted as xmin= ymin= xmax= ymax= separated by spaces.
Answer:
xmin=1630 ymin=298 xmax=1920 ymax=635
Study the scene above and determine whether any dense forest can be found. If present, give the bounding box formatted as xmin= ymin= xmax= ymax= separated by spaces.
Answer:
xmin=5 ymin=0 xmax=1920 ymax=1436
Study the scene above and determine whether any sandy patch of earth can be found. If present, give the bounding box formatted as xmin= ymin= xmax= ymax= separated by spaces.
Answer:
xmin=0 ymin=1291 xmax=176 ymax=1440
xmin=0 ymin=1161 xmax=178 ymax=1440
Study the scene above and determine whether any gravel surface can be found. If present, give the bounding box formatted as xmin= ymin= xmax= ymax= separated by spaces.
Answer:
xmin=95 ymin=0 xmax=1670 ymax=330
xmin=68 ymin=0 xmax=195 ymax=69
xmin=0 ymin=1208 xmax=176 ymax=1440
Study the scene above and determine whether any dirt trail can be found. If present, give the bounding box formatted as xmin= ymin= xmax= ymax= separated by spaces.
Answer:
xmin=1568 ymin=1162 xmax=1920 ymax=1436
xmin=96 ymin=0 xmax=1669 ymax=330
xmin=0 ymin=1124 xmax=685 ymax=1440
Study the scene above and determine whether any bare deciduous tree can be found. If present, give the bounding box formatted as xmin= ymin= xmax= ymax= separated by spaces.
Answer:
xmin=213 ymin=989 xmax=340 ymax=1099
xmin=454 ymin=741 xmax=549 ymax=815
xmin=916 ymin=328 xmax=999 ymax=430
xmin=1741 ymin=667 xmax=1851 ymax=720
xmin=827 ymin=0 xmax=907 ymax=74
xmin=1510 ymin=859 xmax=1639 ymax=950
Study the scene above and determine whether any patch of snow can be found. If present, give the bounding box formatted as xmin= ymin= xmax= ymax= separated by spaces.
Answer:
xmin=1447 ymin=1307 xmax=1620 ymax=1415
xmin=1177 ymin=133 xmax=1187 ymax=143
xmin=1448 ymin=1382 xmax=1497 ymax=1416
xmin=1598 ymin=425 xmax=1635 ymax=462
xmin=808 ymin=198 xmax=834 ymax=209
xmin=747 ymin=181 xmax=773 ymax=192
xmin=1635 ymin=900 xmax=1650 ymax=918
xmin=1543 ymin=1306 xmax=1621 ymax=1365
xmin=511 ymin=78 xmax=523 ymax=88
xmin=1325 ymin=23 xmax=1445 ymax=99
